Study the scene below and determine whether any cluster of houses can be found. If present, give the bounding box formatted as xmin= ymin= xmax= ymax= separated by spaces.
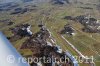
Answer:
xmin=64 ymin=15 xmax=100 ymax=33
xmin=75 ymin=15 xmax=100 ymax=33
xmin=60 ymin=24 xmax=76 ymax=36
xmin=8 ymin=23 xmax=33 ymax=41
xmin=20 ymin=23 xmax=78 ymax=66
xmin=4 ymin=21 xmax=78 ymax=66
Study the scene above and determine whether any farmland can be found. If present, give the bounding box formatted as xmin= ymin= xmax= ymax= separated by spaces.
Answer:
xmin=0 ymin=0 xmax=100 ymax=66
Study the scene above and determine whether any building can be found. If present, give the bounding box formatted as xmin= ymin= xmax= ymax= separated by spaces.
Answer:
xmin=61 ymin=24 xmax=76 ymax=36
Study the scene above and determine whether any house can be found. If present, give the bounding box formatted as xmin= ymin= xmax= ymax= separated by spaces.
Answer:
xmin=37 ymin=62 xmax=42 ymax=66
xmin=47 ymin=41 xmax=53 ymax=47
xmin=54 ymin=45 xmax=62 ymax=53
xmin=10 ymin=24 xmax=33 ymax=37
xmin=31 ymin=62 xmax=43 ymax=66
xmin=23 ymin=24 xmax=33 ymax=36
xmin=18 ymin=24 xmax=33 ymax=36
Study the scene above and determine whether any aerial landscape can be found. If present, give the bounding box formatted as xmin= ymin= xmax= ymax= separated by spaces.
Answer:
xmin=0 ymin=0 xmax=100 ymax=66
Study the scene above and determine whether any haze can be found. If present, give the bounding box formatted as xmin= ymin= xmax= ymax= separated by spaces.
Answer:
xmin=0 ymin=0 xmax=20 ymax=3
